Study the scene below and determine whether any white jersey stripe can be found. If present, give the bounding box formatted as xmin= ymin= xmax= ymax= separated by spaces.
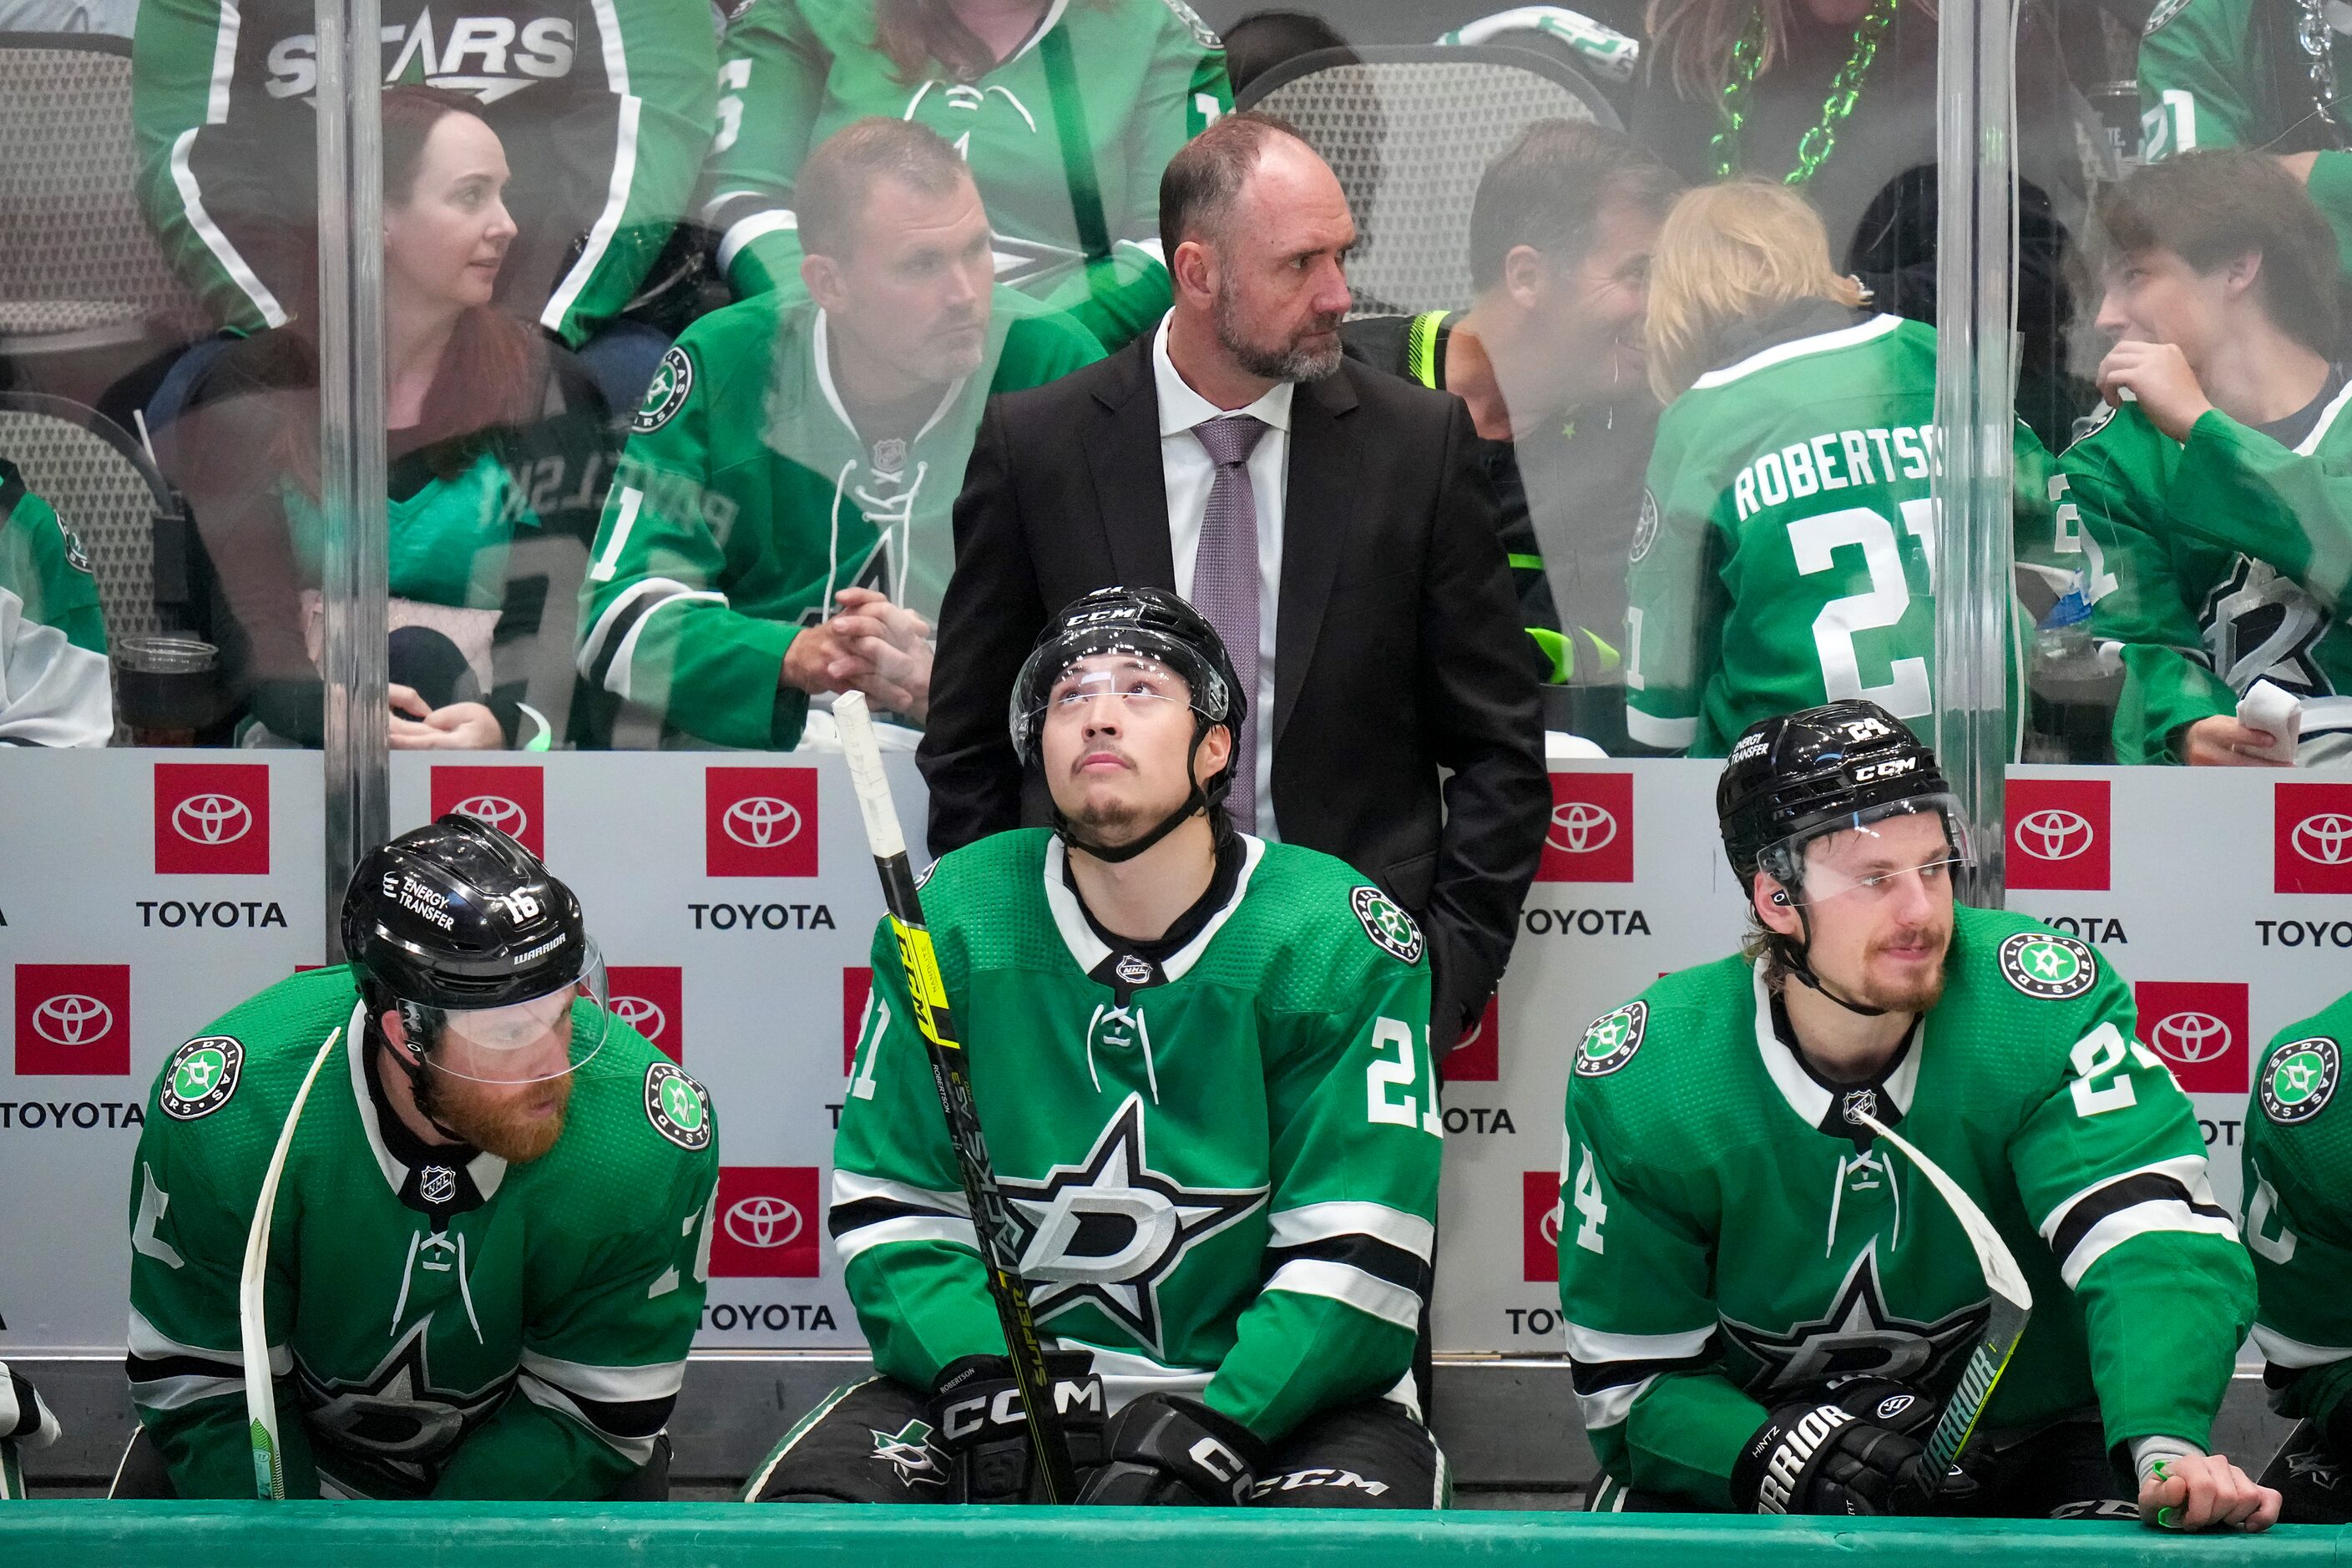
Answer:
xmin=1565 ymin=1322 xmax=1712 ymax=1365
xmin=832 ymin=1169 xmax=968 ymax=1216
xmin=1575 ymin=1375 xmax=1655 ymax=1431
xmin=1624 ymin=707 xmax=1698 ymax=749
xmin=1262 ymin=1258 xmax=1421 ymax=1331
xmin=716 ymin=210 xmax=797 ymax=276
xmin=831 ymin=1212 xmax=979 ymax=1263
xmin=2252 ymin=1323 xmax=2352 ymax=1370
xmin=1267 ymin=1201 xmax=1434 ymax=1261
xmin=1691 ymin=315 xmax=1904 ymax=391
xmin=516 ymin=1373 xmax=658 ymax=1463
xmin=540 ymin=87 xmax=640 ymax=333
xmin=515 ymin=1350 xmax=685 ymax=1404
xmin=2036 ymin=1153 xmax=2216 ymax=1244
xmin=2059 ymin=1203 xmax=2239 ymax=1290
xmin=169 ymin=129 xmax=288 ymax=329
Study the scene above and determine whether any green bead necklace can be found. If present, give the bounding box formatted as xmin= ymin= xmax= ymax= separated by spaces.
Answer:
xmin=1710 ymin=0 xmax=1899 ymax=185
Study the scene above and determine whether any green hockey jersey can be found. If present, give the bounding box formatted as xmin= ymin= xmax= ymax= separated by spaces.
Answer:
xmin=0 ymin=458 xmax=110 ymax=746
xmin=2243 ymin=991 xmax=2352 ymax=1439
xmin=2062 ymin=378 xmax=2352 ymax=762
xmin=704 ymin=0 xmax=1228 ymax=348
xmin=575 ymin=285 xmax=1100 ymax=749
xmin=832 ymin=829 xmax=1440 ymax=1443
xmin=1558 ymin=906 xmax=2252 ymax=1510
xmin=125 ymin=966 xmax=720 ymax=1500
xmin=130 ymin=0 xmax=716 ymax=344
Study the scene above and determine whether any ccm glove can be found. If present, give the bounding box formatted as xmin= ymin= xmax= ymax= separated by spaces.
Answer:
xmin=1074 ymin=1393 xmax=1270 ymax=1506
xmin=1732 ymin=1397 xmax=1939 ymax=1515
xmin=927 ymin=1354 xmax=1105 ymax=1503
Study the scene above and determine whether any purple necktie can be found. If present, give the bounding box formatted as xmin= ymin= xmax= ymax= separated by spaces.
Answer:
xmin=1190 ymin=414 xmax=1267 ymax=833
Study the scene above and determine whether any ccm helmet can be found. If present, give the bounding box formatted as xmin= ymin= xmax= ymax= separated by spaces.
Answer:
xmin=1009 ymin=586 xmax=1245 ymax=862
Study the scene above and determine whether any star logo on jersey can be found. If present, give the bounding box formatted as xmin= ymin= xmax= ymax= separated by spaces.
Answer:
xmin=1573 ymin=1001 xmax=1646 ymax=1078
xmin=1722 ymin=1247 xmax=1990 ymax=1397
xmin=632 ymin=346 xmax=693 ymax=434
xmin=869 ymin=1419 xmax=952 ymax=1490
xmin=160 ymin=1035 xmax=242 ymax=1120
xmin=296 ymin=1319 xmax=509 ymax=1480
xmin=2287 ymin=1447 xmax=2347 ymax=1492
xmin=1996 ymin=932 xmax=2097 ymax=1000
xmin=2263 ymin=1038 xmax=2341 ymax=1125
xmin=644 ymin=1061 xmax=712 ymax=1151
xmin=1629 ymin=489 xmax=1660 ymax=564
xmin=1350 ymin=887 xmax=1424 ymax=965
xmin=997 ymin=1093 xmax=1267 ymax=1356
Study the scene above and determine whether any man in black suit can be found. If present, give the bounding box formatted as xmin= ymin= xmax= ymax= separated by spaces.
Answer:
xmin=918 ymin=111 xmax=1547 ymax=1049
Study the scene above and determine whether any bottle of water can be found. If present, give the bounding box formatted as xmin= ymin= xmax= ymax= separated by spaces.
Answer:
xmin=2029 ymin=574 xmax=2117 ymax=762
xmin=2033 ymin=577 xmax=2097 ymax=680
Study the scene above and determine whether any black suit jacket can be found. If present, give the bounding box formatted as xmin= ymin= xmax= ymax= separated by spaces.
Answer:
xmin=918 ymin=332 xmax=1549 ymax=1043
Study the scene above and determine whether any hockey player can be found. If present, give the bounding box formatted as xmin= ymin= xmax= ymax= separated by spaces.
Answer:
xmin=746 ymin=587 xmax=1444 ymax=1507
xmin=2240 ymin=990 xmax=2352 ymax=1522
xmin=575 ymin=118 xmax=1101 ymax=750
xmin=1560 ymin=700 xmax=2275 ymax=1528
xmin=2062 ymin=150 xmax=2352 ymax=765
xmin=704 ymin=0 xmax=1229 ymax=351
xmin=123 ymin=817 xmax=718 ymax=1500
xmin=0 ymin=1363 xmax=61 ymax=1499
xmin=0 ymin=457 xmax=111 ymax=746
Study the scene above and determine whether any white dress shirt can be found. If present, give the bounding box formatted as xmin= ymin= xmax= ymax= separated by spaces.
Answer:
xmin=1151 ymin=313 xmax=1290 ymax=841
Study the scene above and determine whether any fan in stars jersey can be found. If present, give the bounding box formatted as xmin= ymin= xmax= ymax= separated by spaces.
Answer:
xmin=1559 ymin=699 xmax=2275 ymax=1530
xmin=122 ymin=817 xmax=717 ymax=1500
xmin=744 ymin=588 xmax=1444 ymax=1509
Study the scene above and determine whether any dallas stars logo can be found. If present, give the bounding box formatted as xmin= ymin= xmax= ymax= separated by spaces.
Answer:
xmin=1721 ymin=1246 xmax=1989 ymax=1395
xmin=1575 ymin=1001 xmax=1646 ymax=1078
xmin=997 ymin=1093 xmax=1266 ymax=1356
xmin=296 ymin=1319 xmax=508 ymax=1481
xmin=1351 ymin=886 xmax=1424 ymax=965
xmin=631 ymin=346 xmax=693 ymax=435
xmin=2263 ymin=1038 xmax=2341 ymax=1125
xmin=869 ymin=1419 xmax=950 ymax=1490
xmin=161 ymin=1035 xmax=242 ymax=1120
xmin=1998 ymin=932 xmax=2097 ymax=1000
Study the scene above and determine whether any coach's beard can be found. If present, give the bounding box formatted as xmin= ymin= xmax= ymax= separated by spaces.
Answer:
xmin=1216 ymin=287 xmax=1344 ymax=383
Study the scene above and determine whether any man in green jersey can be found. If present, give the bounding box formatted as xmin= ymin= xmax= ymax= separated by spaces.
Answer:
xmin=120 ymin=817 xmax=718 ymax=1500
xmin=2241 ymin=992 xmax=2352 ymax=1522
xmin=2062 ymin=150 xmax=2352 ymax=765
xmin=575 ymin=118 xmax=1101 ymax=750
xmin=746 ymin=587 xmax=1444 ymax=1507
xmin=0 ymin=458 xmax=110 ymax=746
xmin=1560 ymin=699 xmax=2274 ymax=1528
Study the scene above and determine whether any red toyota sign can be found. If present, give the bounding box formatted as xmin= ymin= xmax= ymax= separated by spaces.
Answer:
xmin=431 ymin=766 xmax=544 ymax=858
xmin=2133 ymin=981 xmax=2251 ymax=1095
xmin=1523 ymin=1170 xmax=1562 ymax=1283
xmin=843 ymin=967 xmax=874 ymax=1076
xmin=2006 ymin=777 xmax=2109 ymax=892
xmin=15 ymin=964 xmax=131 ymax=1077
xmin=2277 ymin=783 xmax=2352 ymax=894
xmin=1535 ymin=771 xmax=1634 ymax=883
xmin=706 ymin=767 xmax=820 ymax=878
xmin=1448 ymin=994 xmax=1500 ymax=1082
xmin=608 ymin=966 xmax=684 ymax=1064
xmin=709 ymin=1166 xmax=822 ymax=1278
xmin=154 ymin=763 xmax=269 ymax=875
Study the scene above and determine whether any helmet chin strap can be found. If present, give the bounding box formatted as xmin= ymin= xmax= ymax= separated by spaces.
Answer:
xmin=1775 ymin=896 xmax=1893 ymax=1019
xmin=1052 ymin=722 xmax=1228 ymax=866
xmin=364 ymin=990 xmax=470 ymax=1142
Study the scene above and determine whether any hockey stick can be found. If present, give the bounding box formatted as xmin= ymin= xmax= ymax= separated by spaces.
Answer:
xmin=1849 ymin=1107 xmax=2033 ymax=1480
xmin=833 ymin=693 xmax=1079 ymax=1503
xmin=241 ymin=1026 xmax=341 ymax=1501
xmin=0 ymin=1441 xmax=21 ymax=1501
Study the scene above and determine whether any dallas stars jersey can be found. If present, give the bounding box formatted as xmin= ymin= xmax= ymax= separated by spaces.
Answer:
xmin=130 ymin=0 xmax=716 ymax=345
xmin=2243 ymin=991 xmax=2352 ymax=1441
xmin=2062 ymin=382 xmax=2352 ymax=762
xmin=1559 ymin=906 xmax=2252 ymax=1509
xmin=125 ymin=967 xmax=719 ymax=1500
xmin=0 ymin=459 xmax=110 ymax=747
xmin=704 ymin=0 xmax=1228 ymax=348
xmin=833 ymin=828 xmax=1440 ymax=1443
xmin=575 ymin=286 xmax=1100 ymax=750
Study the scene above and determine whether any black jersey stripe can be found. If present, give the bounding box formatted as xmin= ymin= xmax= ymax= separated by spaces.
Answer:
xmin=2050 ymin=1172 xmax=2231 ymax=1266
xmin=583 ymin=581 xmax=691 ymax=690
xmin=124 ymin=1348 xmax=242 ymax=1383
xmin=1262 ymin=1235 xmax=1430 ymax=1297
xmin=1569 ymin=1346 xmax=1719 ymax=1395
xmin=829 ymin=1194 xmax=962 ymax=1239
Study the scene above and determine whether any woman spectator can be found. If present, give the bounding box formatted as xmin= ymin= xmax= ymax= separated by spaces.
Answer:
xmin=703 ymin=0 xmax=1231 ymax=352
xmin=169 ymin=86 xmax=616 ymax=751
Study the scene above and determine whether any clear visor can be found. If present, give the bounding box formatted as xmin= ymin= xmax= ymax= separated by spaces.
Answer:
xmin=1045 ymin=653 xmax=1193 ymax=714
xmin=421 ymin=942 xmax=607 ymax=1085
xmin=1765 ymin=796 xmax=1974 ymax=907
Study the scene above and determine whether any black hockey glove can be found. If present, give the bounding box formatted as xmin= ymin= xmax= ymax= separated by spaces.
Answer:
xmin=1731 ymin=1392 xmax=1939 ymax=1516
xmin=1073 ymin=1393 xmax=1270 ymax=1506
xmin=927 ymin=1353 xmax=1105 ymax=1504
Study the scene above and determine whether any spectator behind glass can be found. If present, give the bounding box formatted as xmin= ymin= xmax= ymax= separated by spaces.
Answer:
xmin=2061 ymin=150 xmax=2352 ymax=767
xmin=1222 ymin=8 xmax=1353 ymax=97
xmin=1342 ymin=119 xmax=1681 ymax=752
xmin=703 ymin=0 xmax=1231 ymax=352
xmin=574 ymin=117 xmax=1101 ymax=751
xmin=168 ymin=86 xmax=618 ymax=751
xmin=0 ymin=459 xmax=111 ymax=746
xmin=1631 ymin=0 xmax=2092 ymax=450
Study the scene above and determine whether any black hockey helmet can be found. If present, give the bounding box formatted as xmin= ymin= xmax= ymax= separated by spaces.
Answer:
xmin=343 ymin=814 xmax=607 ymax=1085
xmin=1717 ymin=701 xmax=1965 ymax=890
xmin=1009 ymin=587 xmax=1246 ymax=862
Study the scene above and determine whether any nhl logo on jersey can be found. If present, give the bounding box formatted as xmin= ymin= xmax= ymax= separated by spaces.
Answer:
xmin=418 ymin=1166 xmax=458 ymax=1206
xmin=1839 ymin=1088 xmax=1879 ymax=1128
xmin=632 ymin=347 xmax=694 ymax=435
xmin=1351 ymin=887 xmax=1424 ymax=964
xmin=1997 ymin=932 xmax=2097 ymax=1000
xmin=644 ymin=1060 xmax=713 ymax=1151
xmin=159 ymin=1034 xmax=242 ymax=1120
xmin=2262 ymin=1037 xmax=2341 ymax=1125
xmin=1575 ymin=1001 xmax=1646 ymax=1078
xmin=1115 ymin=953 xmax=1154 ymax=986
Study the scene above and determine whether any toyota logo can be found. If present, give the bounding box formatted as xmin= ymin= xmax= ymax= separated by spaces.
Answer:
xmin=611 ymin=995 xmax=666 ymax=1038
xmin=2014 ymin=808 xmax=2093 ymax=862
xmin=1547 ymin=802 xmax=1618 ymax=855
xmin=1536 ymin=1199 xmax=1562 ymax=1249
xmin=725 ymin=1196 xmax=803 ymax=1249
xmin=723 ymin=797 xmax=802 ymax=849
xmin=172 ymin=793 xmax=253 ymax=845
xmin=452 ymin=795 xmax=529 ymax=837
xmin=31 ymin=994 xmax=113 ymax=1046
xmin=2294 ymin=813 xmax=2352 ymax=866
xmin=2152 ymin=1012 xmax=2233 ymax=1065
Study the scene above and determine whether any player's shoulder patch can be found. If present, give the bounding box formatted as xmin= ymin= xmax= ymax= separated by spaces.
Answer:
xmin=2056 ymin=397 xmax=2120 ymax=458
xmin=1149 ymin=0 xmax=1222 ymax=48
xmin=1574 ymin=999 xmax=1646 ymax=1078
xmin=1996 ymin=930 xmax=2097 ymax=1000
xmin=1629 ymin=488 xmax=1660 ymax=564
xmin=54 ymin=516 xmax=92 ymax=575
xmin=643 ymin=1060 xmax=713 ymax=1151
xmin=2143 ymin=0 xmax=2193 ymax=36
xmin=1350 ymin=884 xmax=1424 ymax=965
xmin=2262 ymin=1036 xmax=2341 ymax=1125
xmin=631 ymin=346 xmax=695 ymax=436
xmin=160 ymin=1034 xmax=243 ymax=1120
